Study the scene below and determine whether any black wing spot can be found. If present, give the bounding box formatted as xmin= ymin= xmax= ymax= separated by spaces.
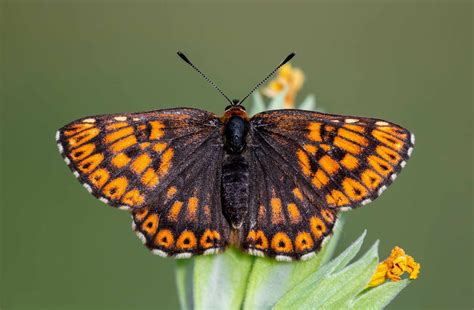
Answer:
xmin=124 ymin=146 xmax=140 ymax=158
xmin=380 ymin=164 xmax=389 ymax=171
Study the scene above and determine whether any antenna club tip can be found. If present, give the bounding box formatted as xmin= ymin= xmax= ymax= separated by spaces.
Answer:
xmin=177 ymin=51 xmax=192 ymax=64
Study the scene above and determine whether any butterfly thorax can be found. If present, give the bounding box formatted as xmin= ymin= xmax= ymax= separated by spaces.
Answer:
xmin=221 ymin=106 xmax=250 ymax=229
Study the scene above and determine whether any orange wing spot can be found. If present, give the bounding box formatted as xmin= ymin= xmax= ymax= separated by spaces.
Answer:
xmin=247 ymin=230 xmax=269 ymax=250
xmin=106 ymin=122 xmax=128 ymax=130
xmin=321 ymin=209 xmax=335 ymax=223
xmin=341 ymin=153 xmax=359 ymax=170
xmin=140 ymin=142 xmax=150 ymax=150
xmin=102 ymin=176 xmax=128 ymax=200
xmin=141 ymin=168 xmax=158 ymax=188
xmin=334 ymin=136 xmax=362 ymax=155
xmin=338 ymin=128 xmax=368 ymax=146
xmin=141 ymin=214 xmax=159 ymax=236
xmin=303 ymin=144 xmax=318 ymax=155
xmin=110 ymin=135 xmax=137 ymax=153
xmin=307 ymin=122 xmax=322 ymax=142
xmin=293 ymin=188 xmax=304 ymax=201
xmin=271 ymin=198 xmax=284 ymax=225
xmin=186 ymin=197 xmax=199 ymax=222
xmin=320 ymin=144 xmax=331 ymax=152
xmin=70 ymin=143 xmax=96 ymax=162
xmin=155 ymin=229 xmax=174 ymax=248
xmin=287 ymin=203 xmax=301 ymax=223
xmin=368 ymin=155 xmax=393 ymax=176
xmin=377 ymin=126 xmax=407 ymax=139
xmin=271 ymin=232 xmax=293 ymax=253
xmin=68 ymin=128 xmax=100 ymax=148
xmin=310 ymin=217 xmax=327 ymax=239
xmin=88 ymin=168 xmax=109 ymax=189
xmin=202 ymin=206 xmax=211 ymax=223
xmin=295 ymin=232 xmax=314 ymax=252
xmin=258 ymin=205 xmax=266 ymax=222
xmin=372 ymin=130 xmax=404 ymax=151
xmin=326 ymin=190 xmax=350 ymax=206
xmin=343 ymin=124 xmax=365 ymax=133
xmin=325 ymin=125 xmax=336 ymax=132
xmin=176 ymin=231 xmax=197 ymax=250
xmin=297 ymin=149 xmax=312 ymax=176
xmin=318 ymin=155 xmax=340 ymax=175
xmin=200 ymin=229 xmax=221 ymax=249
xmin=376 ymin=145 xmax=401 ymax=165
xmin=111 ymin=153 xmax=131 ymax=168
xmin=342 ymin=178 xmax=368 ymax=200
xmin=153 ymin=143 xmax=168 ymax=153
xmin=122 ymin=189 xmax=145 ymax=206
xmin=133 ymin=208 xmax=149 ymax=222
xmin=166 ymin=186 xmax=177 ymax=199
xmin=361 ymin=169 xmax=383 ymax=189
xmin=64 ymin=123 xmax=94 ymax=136
xmin=130 ymin=153 xmax=152 ymax=174
xmin=167 ymin=201 xmax=183 ymax=222
xmin=149 ymin=121 xmax=165 ymax=140
xmin=78 ymin=153 xmax=104 ymax=174
xmin=158 ymin=148 xmax=174 ymax=177
xmin=104 ymin=127 xmax=134 ymax=144
xmin=312 ymin=169 xmax=329 ymax=189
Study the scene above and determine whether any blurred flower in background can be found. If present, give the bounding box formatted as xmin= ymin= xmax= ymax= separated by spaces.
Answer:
xmin=262 ymin=63 xmax=305 ymax=108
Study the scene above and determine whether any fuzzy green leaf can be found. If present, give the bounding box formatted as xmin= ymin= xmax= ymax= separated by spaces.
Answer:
xmin=350 ymin=280 xmax=410 ymax=310
xmin=314 ymin=242 xmax=379 ymax=309
xmin=273 ymin=230 xmax=367 ymax=309
xmin=276 ymin=240 xmax=378 ymax=309
xmin=193 ymin=248 xmax=253 ymax=310
xmin=175 ymin=259 xmax=194 ymax=310
xmin=242 ymin=258 xmax=293 ymax=310
xmin=286 ymin=214 xmax=346 ymax=291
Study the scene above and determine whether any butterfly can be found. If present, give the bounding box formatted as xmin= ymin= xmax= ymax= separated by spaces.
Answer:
xmin=56 ymin=52 xmax=414 ymax=261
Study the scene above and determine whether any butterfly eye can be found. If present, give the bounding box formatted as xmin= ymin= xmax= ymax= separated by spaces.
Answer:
xmin=225 ymin=105 xmax=233 ymax=111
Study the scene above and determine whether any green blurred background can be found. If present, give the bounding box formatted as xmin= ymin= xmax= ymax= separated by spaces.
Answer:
xmin=1 ymin=1 xmax=472 ymax=309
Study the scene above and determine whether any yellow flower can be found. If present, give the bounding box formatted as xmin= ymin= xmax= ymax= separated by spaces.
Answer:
xmin=263 ymin=63 xmax=305 ymax=108
xmin=368 ymin=246 xmax=421 ymax=287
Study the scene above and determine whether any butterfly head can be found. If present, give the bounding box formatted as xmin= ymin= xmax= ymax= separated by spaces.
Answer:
xmin=222 ymin=104 xmax=248 ymax=121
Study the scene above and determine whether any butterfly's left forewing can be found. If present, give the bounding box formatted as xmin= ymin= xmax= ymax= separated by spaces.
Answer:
xmin=241 ymin=109 xmax=414 ymax=260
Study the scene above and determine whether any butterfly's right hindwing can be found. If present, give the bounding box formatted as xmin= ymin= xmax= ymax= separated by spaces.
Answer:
xmin=131 ymin=135 xmax=230 ymax=258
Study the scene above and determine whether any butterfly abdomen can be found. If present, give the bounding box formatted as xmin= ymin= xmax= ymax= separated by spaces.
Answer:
xmin=221 ymin=153 xmax=249 ymax=229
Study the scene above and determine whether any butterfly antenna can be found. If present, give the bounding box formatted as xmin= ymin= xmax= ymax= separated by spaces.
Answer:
xmin=239 ymin=52 xmax=296 ymax=105
xmin=177 ymin=51 xmax=234 ymax=105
